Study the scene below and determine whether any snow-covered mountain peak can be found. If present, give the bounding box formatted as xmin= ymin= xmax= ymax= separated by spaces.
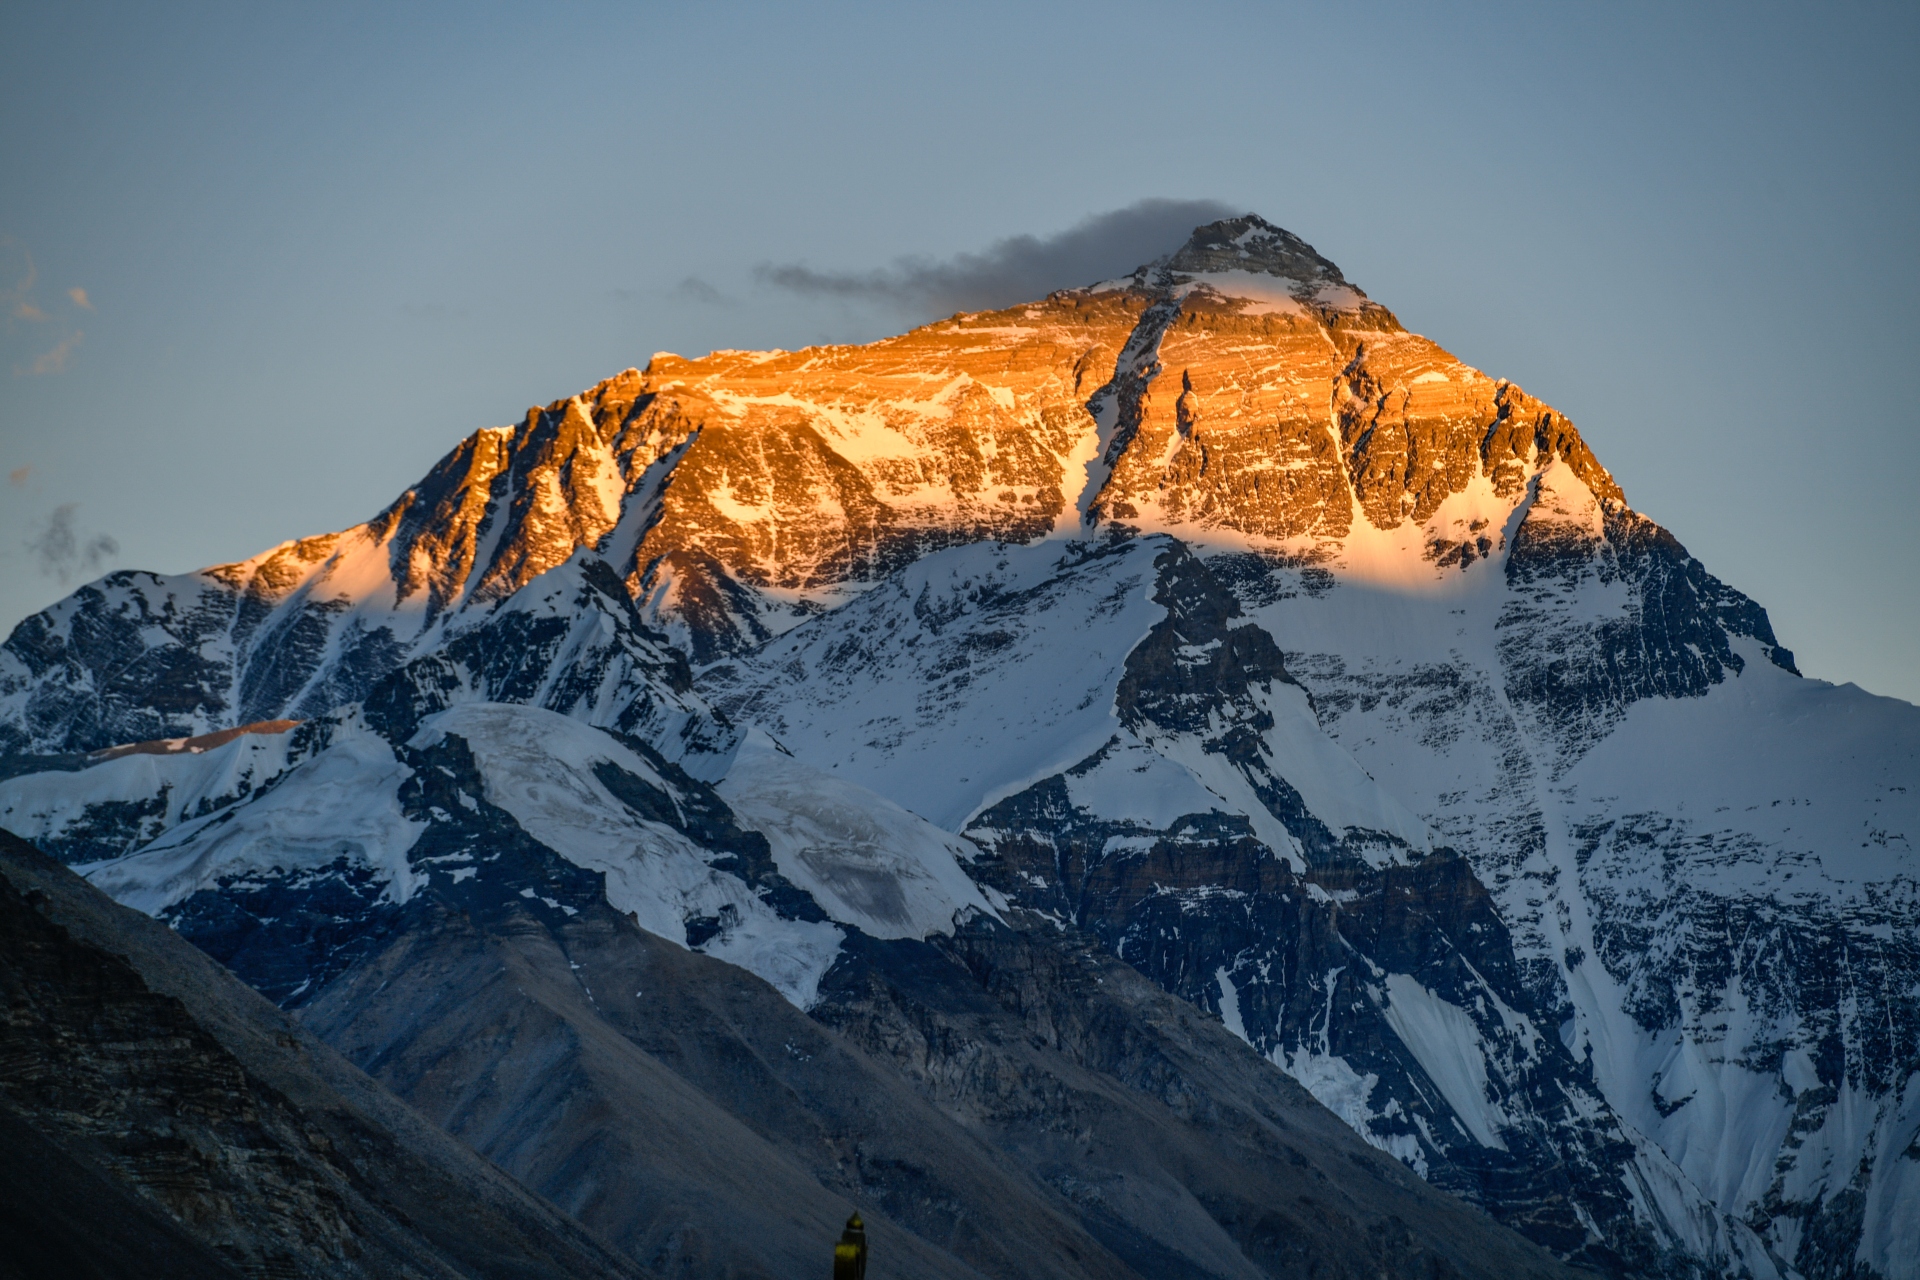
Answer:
xmin=0 ymin=213 xmax=1645 ymax=740
xmin=1099 ymin=214 xmax=1381 ymax=317
xmin=4 ymin=214 xmax=1917 ymax=1279
xmin=1163 ymin=214 xmax=1348 ymax=283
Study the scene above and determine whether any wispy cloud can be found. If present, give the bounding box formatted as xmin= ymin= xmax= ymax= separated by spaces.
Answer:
xmin=756 ymin=198 xmax=1239 ymax=318
xmin=20 ymin=330 xmax=82 ymax=376
xmin=3 ymin=238 xmax=88 ymax=373
xmin=668 ymin=275 xmax=729 ymax=305
xmin=28 ymin=503 xmax=118 ymax=583
xmin=8 ymin=466 xmax=29 ymax=487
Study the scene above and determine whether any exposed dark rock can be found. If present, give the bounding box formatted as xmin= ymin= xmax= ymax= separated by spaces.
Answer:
xmin=1499 ymin=476 xmax=1799 ymax=768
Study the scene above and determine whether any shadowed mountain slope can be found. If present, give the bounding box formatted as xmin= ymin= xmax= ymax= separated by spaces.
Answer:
xmin=0 ymin=828 xmax=649 ymax=1280
xmin=295 ymin=872 xmax=1582 ymax=1280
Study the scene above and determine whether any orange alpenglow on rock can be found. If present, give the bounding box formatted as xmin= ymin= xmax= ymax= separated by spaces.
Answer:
xmin=0 ymin=214 xmax=1636 ymax=746
xmin=333 ymin=215 xmax=1621 ymax=657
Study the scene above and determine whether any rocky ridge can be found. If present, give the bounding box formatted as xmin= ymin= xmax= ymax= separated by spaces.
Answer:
xmin=1 ymin=216 xmax=1638 ymax=751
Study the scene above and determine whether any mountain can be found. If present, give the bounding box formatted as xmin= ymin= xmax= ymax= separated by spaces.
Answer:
xmin=0 ymin=639 xmax=1580 ymax=1279
xmin=2 ymin=214 xmax=1915 ymax=1279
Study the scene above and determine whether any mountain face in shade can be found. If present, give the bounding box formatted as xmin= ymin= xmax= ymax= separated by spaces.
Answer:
xmin=2 ymin=215 xmax=1915 ymax=1280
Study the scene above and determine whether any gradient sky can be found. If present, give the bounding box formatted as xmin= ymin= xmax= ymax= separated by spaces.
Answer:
xmin=2 ymin=0 xmax=1915 ymax=701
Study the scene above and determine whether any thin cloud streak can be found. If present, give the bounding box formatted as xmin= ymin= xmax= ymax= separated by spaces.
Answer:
xmin=0 ymin=238 xmax=36 ymax=322
xmin=1 ymin=239 xmax=87 ymax=371
xmin=668 ymin=275 xmax=728 ymax=305
xmin=756 ymin=198 xmax=1239 ymax=318
xmin=20 ymin=331 xmax=81 ymax=376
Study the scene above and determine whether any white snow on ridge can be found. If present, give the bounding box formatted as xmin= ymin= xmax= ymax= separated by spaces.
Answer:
xmin=711 ymin=536 xmax=1439 ymax=870
xmin=1161 ymin=270 xmax=1368 ymax=316
xmin=1171 ymin=272 xmax=1308 ymax=316
xmin=1139 ymin=733 xmax=1305 ymax=866
xmin=1215 ymin=967 xmax=1249 ymax=1043
xmin=83 ymin=717 xmax=424 ymax=918
xmin=1860 ymin=1073 xmax=1920 ymax=1278
xmin=416 ymin=703 xmax=844 ymax=1008
xmin=1568 ymin=636 xmax=1920 ymax=895
xmin=1616 ymin=1126 xmax=1783 ymax=1280
xmin=1061 ymin=734 xmax=1223 ymax=828
xmin=51 ymin=699 xmax=851 ymax=1010
xmin=708 ymin=538 xmax=1169 ymax=831
xmin=0 ymin=725 xmax=304 ymax=852
xmin=1265 ymin=970 xmax=1429 ymax=1176
xmin=1381 ymin=973 xmax=1507 ymax=1150
xmin=717 ymin=731 xmax=997 ymax=940
xmin=1257 ymin=680 xmax=1431 ymax=852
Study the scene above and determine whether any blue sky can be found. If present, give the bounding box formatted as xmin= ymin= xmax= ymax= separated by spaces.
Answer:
xmin=2 ymin=0 xmax=1915 ymax=700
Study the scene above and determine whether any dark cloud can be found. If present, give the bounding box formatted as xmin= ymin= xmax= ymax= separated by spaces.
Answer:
xmin=29 ymin=503 xmax=118 ymax=582
xmin=668 ymin=275 xmax=729 ymax=306
xmin=756 ymin=198 xmax=1240 ymax=318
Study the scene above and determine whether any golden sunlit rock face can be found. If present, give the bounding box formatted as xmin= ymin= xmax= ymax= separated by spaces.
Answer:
xmin=184 ymin=215 xmax=1624 ymax=666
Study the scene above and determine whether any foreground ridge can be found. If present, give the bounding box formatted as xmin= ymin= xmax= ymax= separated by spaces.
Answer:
xmin=0 ymin=830 xmax=648 ymax=1280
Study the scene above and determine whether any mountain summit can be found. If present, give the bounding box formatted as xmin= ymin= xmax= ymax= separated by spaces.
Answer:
xmin=0 ymin=212 xmax=1650 ymax=720
xmin=1126 ymin=213 xmax=1371 ymax=308
xmin=2 ymin=217 xmax=1914 ymax=1280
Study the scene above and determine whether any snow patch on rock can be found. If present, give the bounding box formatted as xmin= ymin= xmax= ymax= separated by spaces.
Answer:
xmin=415 ymin=703 xmax=844 ymax=1008
xmin=83 ymin=717 xmax=423 ymax=917
xmin=717 ymin=730 xmax=997 ymax=940
xmin=1382 ymin=973 xmax=1507 ymax=1150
